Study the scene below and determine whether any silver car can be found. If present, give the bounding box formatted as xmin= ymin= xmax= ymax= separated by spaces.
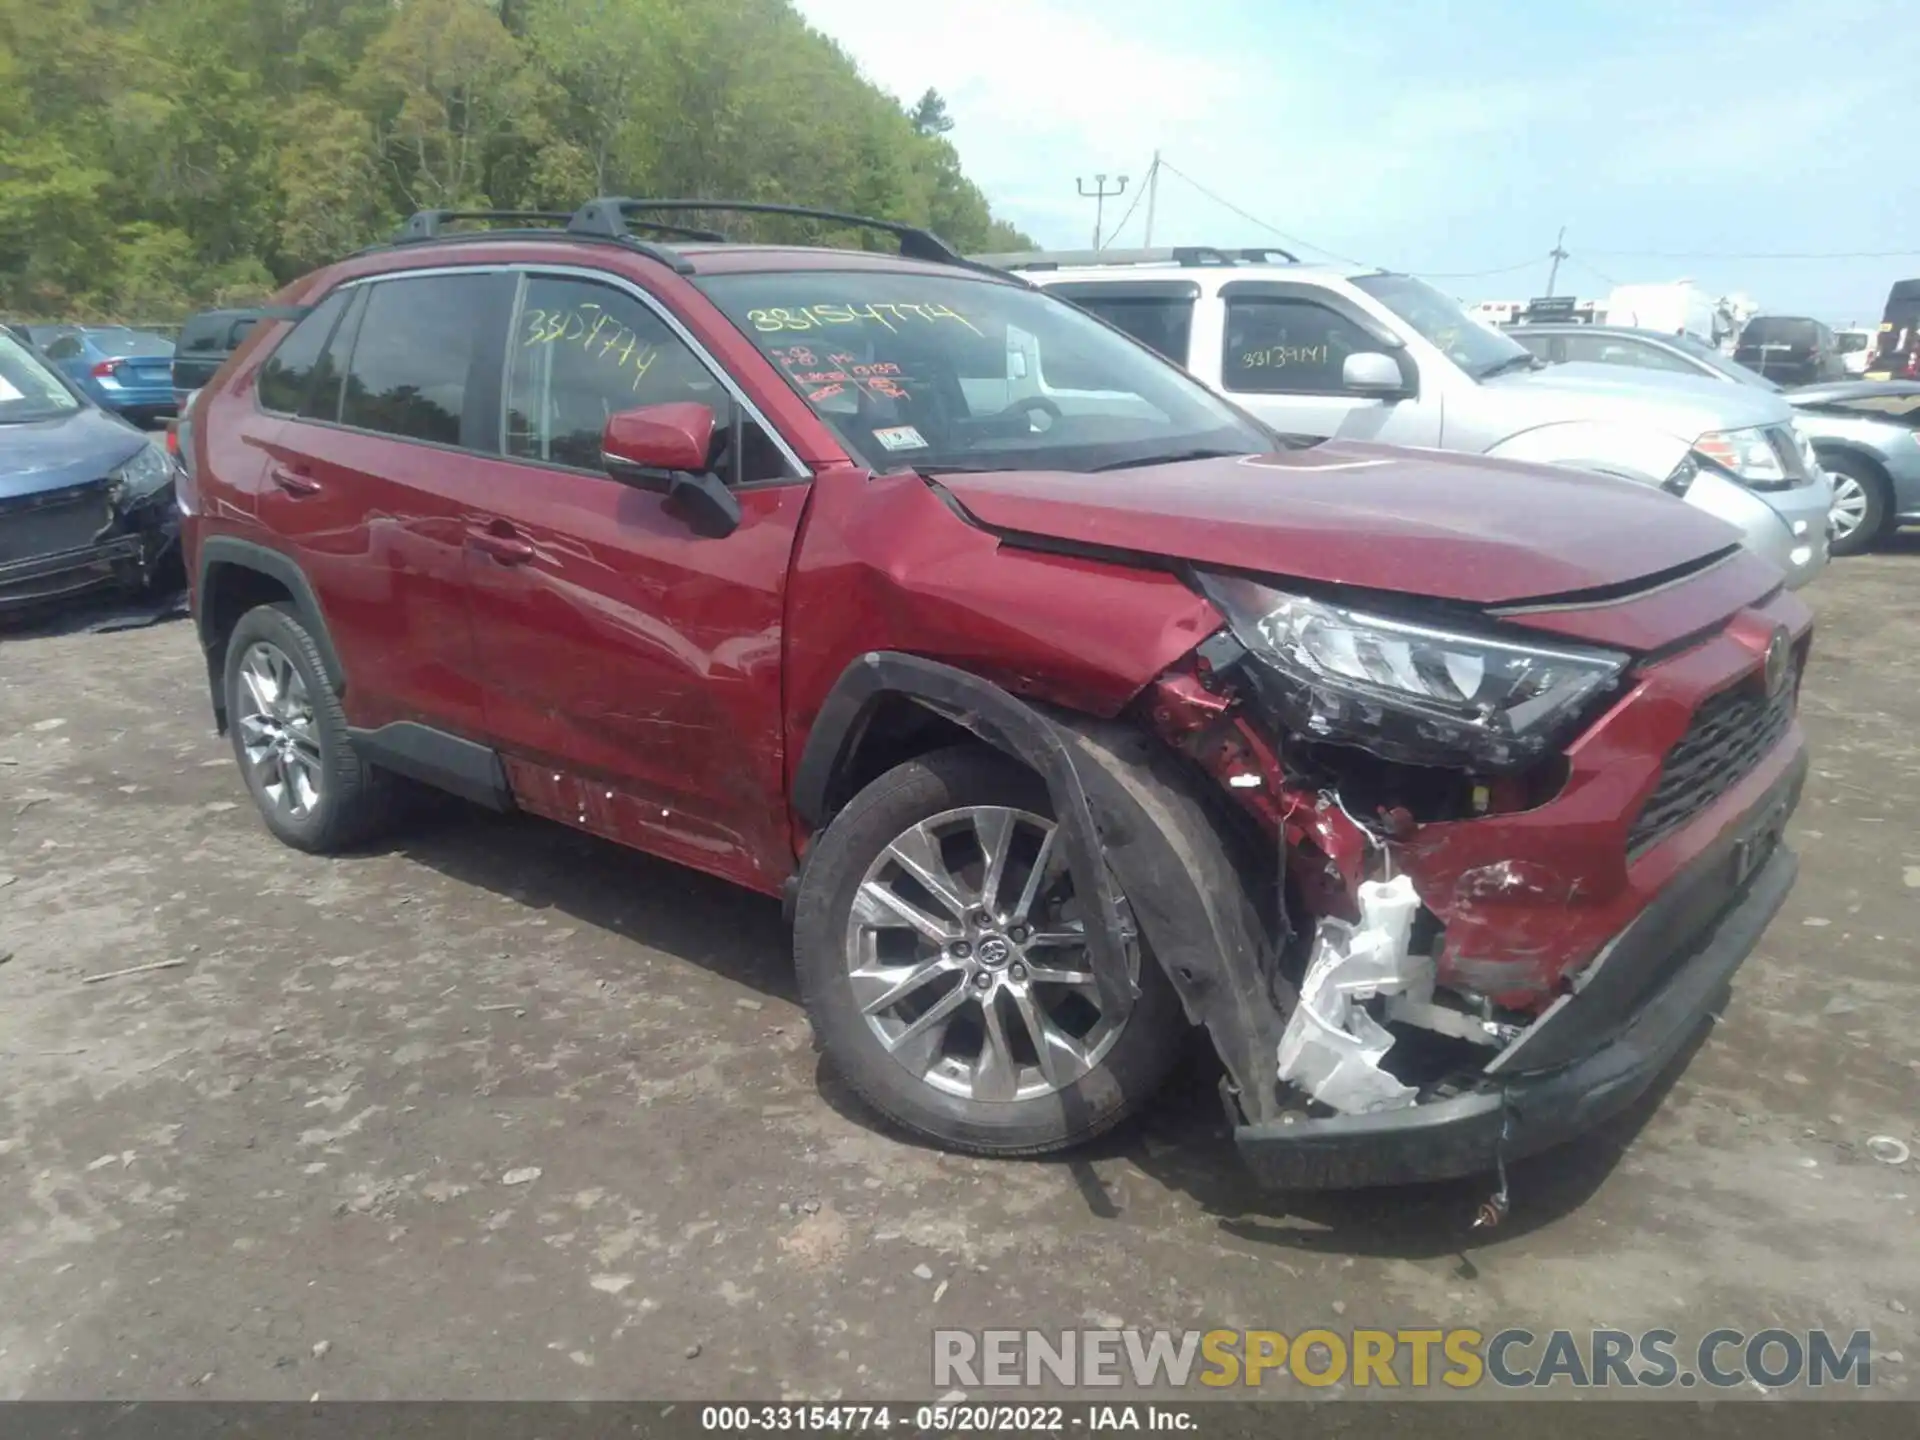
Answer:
xmin=1511 ymin=325 xmax=1920 ymax=555
xmin=985 ymin=250 xmax=1830 ymax=587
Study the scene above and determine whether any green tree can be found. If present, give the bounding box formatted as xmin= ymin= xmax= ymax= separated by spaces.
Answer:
xmin=908 ymin=88 xmax=953 ymax=136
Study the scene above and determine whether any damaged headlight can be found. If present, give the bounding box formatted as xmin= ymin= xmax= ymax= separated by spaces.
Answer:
xmin=1200 ymin=575 xmax=1628 ymax=771
xmin=107 ymin=442 xmax=172 ymax=506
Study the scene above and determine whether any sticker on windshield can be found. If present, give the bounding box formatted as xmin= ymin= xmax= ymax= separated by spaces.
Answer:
xmin=0 ymin=376 xmax=21 ymax=402
xmin=872 ymin=424 xmax=927 ymax=452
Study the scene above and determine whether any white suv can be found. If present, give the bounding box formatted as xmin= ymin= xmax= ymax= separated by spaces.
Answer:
xmin=980 ymin=247 xmax=1831 ymax=588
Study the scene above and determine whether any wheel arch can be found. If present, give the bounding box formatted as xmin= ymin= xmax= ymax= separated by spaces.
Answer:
xmin=791 ymin=652 xmax=1292 ymax=1124
xmin=197 ymin=538 xmax=343 ymax=733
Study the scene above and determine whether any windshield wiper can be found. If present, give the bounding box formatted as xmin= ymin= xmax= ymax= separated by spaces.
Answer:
xmin=1475 ymin=354 xmax=1543 ymax=381
xmin=1087 ymin=448 xmax=1248 ymax=473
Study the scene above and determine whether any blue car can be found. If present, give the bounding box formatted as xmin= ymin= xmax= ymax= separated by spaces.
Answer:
xmin=0 ymin=331 xmax=178 ymax=612
xmin=40 ymin=326 xmax=178 ymax=426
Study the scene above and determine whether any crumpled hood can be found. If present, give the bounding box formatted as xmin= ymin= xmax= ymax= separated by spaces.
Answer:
xmin=937 ymin=442 xmax=1744 ymax=606
xmin=0 ymin=407 xmax=149 ymax=500
xmin=1482 ymin=361 xmax=1793 ymax=439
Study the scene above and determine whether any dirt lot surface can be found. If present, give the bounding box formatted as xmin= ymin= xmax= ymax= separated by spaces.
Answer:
xmin=1 ymin=559 xmax=1916 ymax=1404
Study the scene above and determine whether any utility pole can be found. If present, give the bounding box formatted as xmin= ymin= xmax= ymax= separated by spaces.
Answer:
xmin=1143 ymin=152 xmax=1161 ymax=247
xmin=1545 ymin=226 xmax=1569 ymax=296
xmin=1078 ymin=173 xmax=1129 ymax=250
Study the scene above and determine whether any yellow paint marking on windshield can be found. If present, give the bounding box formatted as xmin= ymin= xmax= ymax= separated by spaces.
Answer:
xmin=746 ymin=302 xmax=981 ymax=336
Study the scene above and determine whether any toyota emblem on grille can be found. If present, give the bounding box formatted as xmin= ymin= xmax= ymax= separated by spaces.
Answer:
xmin=1764 ymin=627 xmax=1792 ymax=697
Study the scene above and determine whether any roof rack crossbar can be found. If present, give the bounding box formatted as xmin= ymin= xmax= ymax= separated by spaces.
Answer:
xmin=566 ymin=197 xmax=1017 ymax=280
xmin=972 ymin=245 xmax=1301 ymax=272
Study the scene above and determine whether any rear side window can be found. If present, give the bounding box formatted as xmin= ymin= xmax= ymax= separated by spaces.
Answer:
xmin=339 ymin=274 xmax=499 ymax=446
xmin=258 ymin=291 xmax=350 ymax=414
xmin=1222 ymin=298 xmax=1373 ymax=394
xmin=1562 ymin=334 xmax=1696 ymax=373
xmin=1069 ymin=296 xmax=1194 ymax=364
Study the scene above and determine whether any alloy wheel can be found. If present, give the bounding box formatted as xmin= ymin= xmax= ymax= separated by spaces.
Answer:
xmin=236 ymin=641 xmax=323 ymax=820
xmin=844 ymin=805 xmax=1133 ymax=1102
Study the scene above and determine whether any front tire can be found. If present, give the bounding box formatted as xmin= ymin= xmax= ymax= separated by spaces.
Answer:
xmin=793 ymin=747 xmax=1186 ymax=1157
xmin=223 ymin=603 xmax=393 ymax=853
xmin=1822 ymin=452 xmax=1891 ymax=556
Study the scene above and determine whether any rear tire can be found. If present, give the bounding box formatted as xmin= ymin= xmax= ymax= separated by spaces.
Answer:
xmin=793 ymin=747 xmax=1186 ymax=1157
xmin=223 ymin=603 xmax=393 ymax=853
xmin=1822 ymin=451 xmax=1890 ymax=556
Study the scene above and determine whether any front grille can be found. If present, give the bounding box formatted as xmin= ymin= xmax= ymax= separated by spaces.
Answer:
xmin=0 ymin=482 xmax=111 ymax=564
xmin=1627 ymin=677 xmax=1796 ymax=857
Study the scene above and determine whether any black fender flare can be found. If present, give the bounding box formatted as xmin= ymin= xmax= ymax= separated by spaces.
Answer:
xmin=793 ymin=653 xmax=1290 ymax=1122
xmin=196 ymin=537 xmax=345 ymax=728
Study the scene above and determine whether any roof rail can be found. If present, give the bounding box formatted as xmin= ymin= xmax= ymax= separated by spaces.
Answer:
xmin=394 ymin=210 xmax=573 ymax=241
xmin=566 ymin=198 xmax=1011 ymax=278
xmin=973 ymin=244 xmax=1301 ymax=272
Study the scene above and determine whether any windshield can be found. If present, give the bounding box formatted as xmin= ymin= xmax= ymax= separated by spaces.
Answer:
xmin=1666 ymin=332 xmax=1783 ymax=391
xmin=1740 ymin=318 xmax=1816 ymax=346
xmin=1350 ymin=272 xmax=1532 ymax=379
xmin=1837 ymin=332 xmax=1871 ymax=354
xmin=0 ymin=334 xmax=83 ymax=423
xmin=696 ymin=271 xmax=1272 ymax=473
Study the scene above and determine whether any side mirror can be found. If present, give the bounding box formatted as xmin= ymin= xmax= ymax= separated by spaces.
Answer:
xmin=601 ymin=402 xmax=741 ymax=538
xmin=1342 ymin=351 xmax=1408 ymax=398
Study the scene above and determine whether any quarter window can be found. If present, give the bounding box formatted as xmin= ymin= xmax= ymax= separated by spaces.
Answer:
xmin=338 ymin=273 xmax=499 ymax=445
xmin=257 ymin=290 xmax=349 ymax=415
xmin=1222 ymin=298 xmax=1374 ymax=395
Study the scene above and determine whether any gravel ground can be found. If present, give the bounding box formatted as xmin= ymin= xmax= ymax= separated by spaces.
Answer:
xmin=0 ymin=555 xmax=1916 ymax=1403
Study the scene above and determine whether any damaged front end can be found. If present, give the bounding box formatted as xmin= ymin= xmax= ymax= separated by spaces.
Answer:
xmin=0 ymin=442 xmax=179 ymax=614
xmin=1121 ymin=566 xmax=1810 ymax=1191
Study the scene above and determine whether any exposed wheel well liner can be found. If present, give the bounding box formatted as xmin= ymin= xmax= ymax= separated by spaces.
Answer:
xmin=792 ymin=652 xmax=1291 ymax=1123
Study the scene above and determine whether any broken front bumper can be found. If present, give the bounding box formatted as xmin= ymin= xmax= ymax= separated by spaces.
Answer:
xmin=0 ymin=484 xmax=178 ymax=613
xmin=1235 ymin=750 xmax=1804 ymax=1190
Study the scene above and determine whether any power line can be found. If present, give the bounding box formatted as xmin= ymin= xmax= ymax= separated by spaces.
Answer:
xmin=1583 ymin=247 xmax=1920 ymax=261
xmin=1153 ymin=161 xmax=1369 ymax=267
xmin=1099 ymin=161 xmax=1151 ymax=249
xmin=1566 ymin=255 xmax=1622 ymax=289
xmin=1417 ymin=256 xmax=1551 ymax=280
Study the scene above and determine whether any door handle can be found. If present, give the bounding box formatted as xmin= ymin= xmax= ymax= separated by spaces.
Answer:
xmin=268 ymin=464 xmax=322 ymax=496
xmin=468 ymin=524 xmax=535 ymax=566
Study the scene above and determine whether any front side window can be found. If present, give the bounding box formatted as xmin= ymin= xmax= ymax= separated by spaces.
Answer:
xmin=0 ymin=334 xmax=82 ymax=422
xmin=1351 ymin=272 xmax=1534 ymax=379
xmin=1222 ymin=298 xmax=1375 ymax=395
xmin=504 ymin=275 xmax=749 ymax=475
xmin=339 ymin=273 xmax=499 ymax=445
xmin=258 ymin=289 xmax=350 ymax=415
xmin=696 ymin=271 xmax=1269 ymax=473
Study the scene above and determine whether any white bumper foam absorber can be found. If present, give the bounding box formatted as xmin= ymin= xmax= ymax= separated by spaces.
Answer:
xmin=1275 ymin=874 xmax=1433 ymax=1114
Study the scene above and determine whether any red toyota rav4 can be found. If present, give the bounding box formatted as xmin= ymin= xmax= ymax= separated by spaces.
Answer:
xmin=182 ymin=200 xmax=1809 ymax=1191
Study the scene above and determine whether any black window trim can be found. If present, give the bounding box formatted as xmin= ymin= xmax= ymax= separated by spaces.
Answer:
xmin=1215 ymin=280 xmax=1419 ymax=399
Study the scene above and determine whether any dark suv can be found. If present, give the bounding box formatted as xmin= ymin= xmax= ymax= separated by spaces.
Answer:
xmin=183 ymin=199 xmax=1810 ymax=1191
xmin=1734 ymin=315 xmax=1847 ymax=386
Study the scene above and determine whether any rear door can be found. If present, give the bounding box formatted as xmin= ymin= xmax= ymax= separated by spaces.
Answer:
xmin=255 ymin=269 xmax=514 ymax=738
xmin=455 ymin=269 xmax=810 ymax=890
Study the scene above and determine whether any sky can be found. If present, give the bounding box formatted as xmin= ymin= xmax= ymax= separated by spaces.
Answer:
xmin=793 ymin=0 xmax=1920 ymax=323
